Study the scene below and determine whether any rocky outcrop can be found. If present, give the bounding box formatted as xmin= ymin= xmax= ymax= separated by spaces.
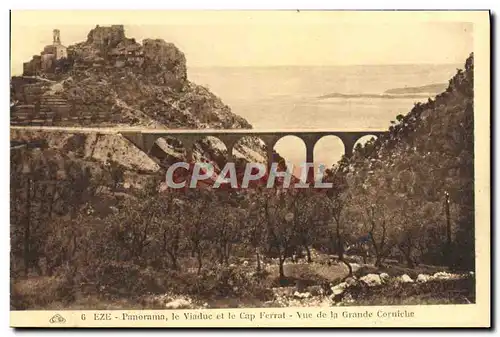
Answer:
xmin=13 ymin=25 xmax=254 ymax=130
xmin=11 ymin=25 xmax=267 ymax=176
xmin=10 ymin=129 xmax=160 ymax=172
xmin=86 ymin=25 xmax=127 ymax=49
xmin=142 ymin=39 xmax=187 ymax=83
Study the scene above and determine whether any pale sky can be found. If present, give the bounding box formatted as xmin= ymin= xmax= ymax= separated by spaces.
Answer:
xmin=11 ymin=11 xmax=473 ymax=75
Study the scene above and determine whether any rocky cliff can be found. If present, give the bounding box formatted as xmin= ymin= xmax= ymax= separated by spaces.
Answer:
xmin=11 ymin=25 xmax=267 ymax=187
xmin=15 ymin=25 xmax=251 ymax=130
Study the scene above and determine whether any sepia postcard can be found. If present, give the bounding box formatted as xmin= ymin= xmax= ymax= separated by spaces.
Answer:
xmin=9 ymin=10 xmax=490 ymax=328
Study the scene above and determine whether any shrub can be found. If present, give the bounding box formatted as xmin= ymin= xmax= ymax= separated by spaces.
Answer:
xmin=177 ymin=265 xmax=273 ymax=301
xmin=11 ymin=276 xmax=74 ymax=310
xmin=70 ymin=260 xmax=169 ymax=299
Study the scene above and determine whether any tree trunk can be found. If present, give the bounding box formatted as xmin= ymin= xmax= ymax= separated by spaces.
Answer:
xmin=370 ymin=237 xmax=380 ymax=265
xmin=47 ymin=186 xmax=56 ymax=219
xmin=405 ymin=255 xmax=415 ymax=268
xmin=336 ymin=222 xmax=352 ymax=278
xmin=167 ymin=251 xmax=178 ymax=270
xmin=24 ymin=177 xmax=32 ymax=276
xmin=304 ymin=245 xmax=312 ymax=263
xmin=196 ymin=249 xmax=203 ymax=274
xmin=405 ymin=236 xmax=414 ymax=268
xmin=445 ymin=191 xmax=452 ymax=267
xmin=401 ymin=245 xmax=414 ymax=268
xmin=278 ymin=258 xmax=285 ymax=280
xmin=224 ymin=242 xmax=230 ymax=265
xmin=256 ymin=250 xmax=261 ymax=272
xmin=405 ymin=245 xmax=415 ymax=268
xmin=339 ymin=251 xmax=353 ymax=278
xmin=278 ymin=248 xmax=286 ymax=283
xmin=217 ymin=247 xmax=224 ymax=265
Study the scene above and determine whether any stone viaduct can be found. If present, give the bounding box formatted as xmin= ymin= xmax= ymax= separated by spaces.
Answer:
xmin=10 ymin=126 xmax=387 ymax=168
xmin=120 ymin=129 xmax=387 ymax=168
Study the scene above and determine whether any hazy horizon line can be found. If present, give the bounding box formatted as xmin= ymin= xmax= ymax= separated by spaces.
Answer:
xmin=187 ymin=62 xmax=464 ymax=69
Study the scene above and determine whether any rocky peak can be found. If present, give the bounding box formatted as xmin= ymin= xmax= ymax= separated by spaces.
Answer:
xmin=22 ymin=25 xmax=188 ymax=86
xmin=142 ymin=38 xmax=187 ymax=82
xmin=13 ymin=24 xmax=254 ymax=129
xmin=12 ymin=24 xmax=267 ymax=183
xmin=86 ymin=25 xmax=126 ymax=49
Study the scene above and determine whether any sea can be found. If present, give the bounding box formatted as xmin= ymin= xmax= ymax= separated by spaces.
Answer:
xmin=188 ymin=64 xmax=461 ymax=167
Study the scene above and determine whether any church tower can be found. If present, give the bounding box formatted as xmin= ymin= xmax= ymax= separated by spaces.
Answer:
xmin=53 ymin=29 xmax=61 ymax=45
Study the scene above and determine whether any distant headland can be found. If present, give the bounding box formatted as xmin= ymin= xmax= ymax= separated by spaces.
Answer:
xmin=317 ymin=82 xmax=449 ymax=100
xmin=384 ymin=83 xmax=448 ymax=95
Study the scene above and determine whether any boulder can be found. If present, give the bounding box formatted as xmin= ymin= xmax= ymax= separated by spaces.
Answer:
xmin=399 ymin=274 xmax=414 ymax=283
xmin=293 ymin=291 xmax=311 ymax=299
xmin=331 ymin=282 xmax=348 ymax=295
xmin=345 ymin=276 xmax=358 ymax=287
xmin=342 ymin=293 xmax=355 ymax=304
xmin=433 ymin=271 xmax=453 ymax=280
xmin=306 ymin=285 xmax=324 ymax=297
xmin=165 ymin=298 xmax=192 ymax=309
xmin=272 ymin=287 xmax=295 ymax=298
xmin=379 ymin=273 xmax=390 ymax=282
xmin=114 ymin=60 xmax=126 ymax=68
xmin=417 ymin=274 xmax=431 ymax=283
xmin=360 ymin=273 xmax=382 ymax=287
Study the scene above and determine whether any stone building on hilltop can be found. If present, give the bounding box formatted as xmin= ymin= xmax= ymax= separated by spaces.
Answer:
xmin=23 ymin=29 xmax=68 ymax=76
xmin=43 ymin=29 xmax=68 ymax=60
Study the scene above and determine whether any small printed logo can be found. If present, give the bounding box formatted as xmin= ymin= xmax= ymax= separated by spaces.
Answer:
xmin=49 ymin=314 xmax=66 ymax=324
